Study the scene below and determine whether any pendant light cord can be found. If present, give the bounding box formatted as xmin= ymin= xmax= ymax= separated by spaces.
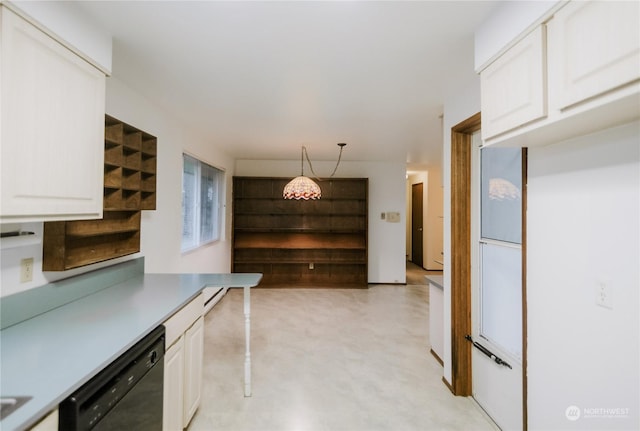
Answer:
xmin=302 ymin=144 xmax=345 ymax=180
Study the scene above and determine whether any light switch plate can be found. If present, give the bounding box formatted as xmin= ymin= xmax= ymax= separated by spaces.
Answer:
xmin=386 ymin=212 xmax=401 ymax=223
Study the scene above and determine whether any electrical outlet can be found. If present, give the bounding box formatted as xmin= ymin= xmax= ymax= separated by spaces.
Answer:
xmin=596 ymin=281 xmax=613 ymax=309
xmin=309 ymin=262 xmax=314 ymax=270
xmin=20 ymin=258 xmax=34 ymax=283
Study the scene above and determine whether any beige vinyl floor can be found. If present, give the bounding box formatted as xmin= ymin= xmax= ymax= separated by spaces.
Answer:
xmin=188 ymin=264 xmax=498 ymax=431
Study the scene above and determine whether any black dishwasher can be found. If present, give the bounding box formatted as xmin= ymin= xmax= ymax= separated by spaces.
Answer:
xmin=59 ymin=325 xmax=165 ymax=431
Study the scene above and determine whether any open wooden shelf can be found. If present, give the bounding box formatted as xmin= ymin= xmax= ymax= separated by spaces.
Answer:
xmin=232 ymin=177 xmax=368 ymax=287
xmin=43 ymin=116 xmax=157 ymax=271
xmin=102 ymin=115 xmax=156 ymax=210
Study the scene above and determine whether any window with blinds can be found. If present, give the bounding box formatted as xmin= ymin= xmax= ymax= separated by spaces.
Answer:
xmin=182 ymin=154 xmax=224 ymax=252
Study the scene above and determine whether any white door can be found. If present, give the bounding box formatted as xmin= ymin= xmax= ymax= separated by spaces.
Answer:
xmin=470 ymin=131 xmax=524 ymax=430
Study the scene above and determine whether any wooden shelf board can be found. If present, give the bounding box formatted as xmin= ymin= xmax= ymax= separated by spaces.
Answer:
xmin=234 ymin=228 xmax=365 ymax=234
xmin=63 ymin=249 xmax=139 ymax=270
xmin=234 ymin=212 xmax=366 ymax=216
xmin=233 ymin=259 xmax=366 ymax=264
xmin=234 ymin=236 xmax=366 ymax=249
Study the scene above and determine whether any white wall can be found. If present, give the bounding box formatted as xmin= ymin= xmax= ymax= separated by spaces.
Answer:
xmin=425 ymin=166 xmax=443 ymax=271
xmin=527 ymin=121 xmax=639 ymax=430
xmin=235 ymin=159 xmax=407 ymax=284
xmin=106 ymin=77 xmax=235 ymax=274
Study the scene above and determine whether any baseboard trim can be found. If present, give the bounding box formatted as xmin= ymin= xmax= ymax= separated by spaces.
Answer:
xmin=442 ymin=376 xmax=455 ymax=395
xmin=430 ymin=349 xmax=444 ymax=366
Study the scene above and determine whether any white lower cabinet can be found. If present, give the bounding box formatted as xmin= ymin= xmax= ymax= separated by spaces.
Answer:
xmin=28 ymin=408 xmax=58 ymax=430
xmin=183 ymin=316 xmax=204 ymax=426
xmin=163 ymin=294 xmax=204 ymax=431
xmin=163 ymin=335 xmax=185 ymax=431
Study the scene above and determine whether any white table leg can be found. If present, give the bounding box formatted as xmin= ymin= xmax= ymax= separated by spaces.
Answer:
xmin=243 ymin=285 xmax=251 ymax=397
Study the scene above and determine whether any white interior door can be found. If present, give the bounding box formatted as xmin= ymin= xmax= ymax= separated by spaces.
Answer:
xmin=470 ymin=131 xmax=524 ymax=430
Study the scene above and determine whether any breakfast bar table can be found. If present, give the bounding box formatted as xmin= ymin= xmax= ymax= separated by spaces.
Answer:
xmin=189 ymin=273 xmax=262 ymax=397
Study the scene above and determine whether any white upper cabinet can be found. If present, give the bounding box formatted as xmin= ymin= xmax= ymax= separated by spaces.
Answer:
xmin=0 ymin=5 xmax=105 ymax=223
xmin=480 ymin=0 xmax=640 ymax=147
xmin=550 ymin=0 xmax=640 ymax=110
xmin=481 ymin=26 xmax=547 ymax=140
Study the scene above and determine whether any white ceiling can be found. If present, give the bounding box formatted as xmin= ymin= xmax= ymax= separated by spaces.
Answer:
xmin=77 ymin=1 xmax=499 ymax=170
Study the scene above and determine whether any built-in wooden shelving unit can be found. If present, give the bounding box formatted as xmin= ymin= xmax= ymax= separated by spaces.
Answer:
xmin=232 ymin=177 xmax=368 ymax=287
xmin=43 ymin=116 xmax=156 ymax=271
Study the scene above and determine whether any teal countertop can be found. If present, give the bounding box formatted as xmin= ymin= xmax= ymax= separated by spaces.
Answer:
xmin=425 ymin=275 xmax=444 ymax=289
xmin=0 ymin=267 xmax=261 ymax=431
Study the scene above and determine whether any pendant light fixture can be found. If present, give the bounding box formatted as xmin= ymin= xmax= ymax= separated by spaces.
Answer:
xmin=283 ymin=143 xmax=346 ymax=200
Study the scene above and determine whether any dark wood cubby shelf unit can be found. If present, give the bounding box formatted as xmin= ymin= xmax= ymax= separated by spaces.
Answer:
xmin=232 ymin=177 xmax=368 ymax=287
xmin=43 ymin=115 xmax=157 ymax=271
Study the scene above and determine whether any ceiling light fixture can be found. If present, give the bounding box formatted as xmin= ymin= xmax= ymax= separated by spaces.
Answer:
xmin=283 ymin=143 xmax=347 ymax=200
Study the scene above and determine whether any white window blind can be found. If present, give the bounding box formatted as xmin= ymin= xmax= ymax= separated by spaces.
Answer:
xmin=182 ymin=154 xmax=223 ymax=252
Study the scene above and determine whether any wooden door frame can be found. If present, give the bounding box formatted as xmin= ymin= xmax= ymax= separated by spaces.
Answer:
xmin=449 ymin=112 xmax=528 ymax=430
xmin=450 ymin=112 xmax=481 ymax=396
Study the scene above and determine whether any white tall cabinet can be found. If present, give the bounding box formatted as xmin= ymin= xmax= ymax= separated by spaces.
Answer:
xmin=163 ymin=294 xmax=204 ymax=431
xmin=0 ymin=5 xmax=105 ymax=223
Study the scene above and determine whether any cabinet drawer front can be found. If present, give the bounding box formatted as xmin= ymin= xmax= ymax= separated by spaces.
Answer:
xmin=164 ymin=293 xmax=203 ymax=347
xmin=551 ymin=0 xmax=640 ymax=110
xmin=481 ymin=25 xmax=547 ymax=140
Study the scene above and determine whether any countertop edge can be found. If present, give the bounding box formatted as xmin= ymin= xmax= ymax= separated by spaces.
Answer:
xmin=425 ymin=275 xmax=444 ymax=290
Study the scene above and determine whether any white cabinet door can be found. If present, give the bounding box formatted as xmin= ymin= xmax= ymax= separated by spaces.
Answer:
xmin=481 ymin=25 xmax=547 ymax=140
xmin=163 ymin=335 xmax=185 ymax=431
xmin=0 ymin=6 xmax=105 ymax=223
xmin=29 ymin=408 xmax=58 ymax=431
xmin=183 ymin=316 xmax=204 ymax=428
xmin=551 ymin=0 xmax=640 ymax=110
